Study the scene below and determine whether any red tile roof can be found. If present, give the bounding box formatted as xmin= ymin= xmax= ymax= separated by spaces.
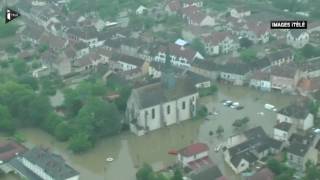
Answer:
xmin=298 ymin=77 xmax=320 ymax=92
xmin=202 ymin=32 xmax=232 ymax=45
xmin=179 ymin=143 xmax=209 ymax=157
xmin=248 ymin=168 xmax=275 ymax=180
xmin=181 ymin=6 xmax=207 ymax=24
xmin=167 ymin=0 xmax=181 ymax=12
xmin=0 ymin=141 xmax=27 ymax=162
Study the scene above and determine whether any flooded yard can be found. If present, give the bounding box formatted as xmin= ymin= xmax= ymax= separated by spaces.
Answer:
xmin=4 ymin=85 xmax=296 ymax=180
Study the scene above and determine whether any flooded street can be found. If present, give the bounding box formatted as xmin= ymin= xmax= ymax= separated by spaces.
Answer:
xmin=5 ymin=85 xmax=296 ymax=180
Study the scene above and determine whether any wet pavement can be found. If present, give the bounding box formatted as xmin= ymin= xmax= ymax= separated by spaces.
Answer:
xmin=3 ymin=84 xmax=296 ymax=180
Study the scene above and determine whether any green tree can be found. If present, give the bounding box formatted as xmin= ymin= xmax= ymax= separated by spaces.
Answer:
xmin=42 ymin=112 xmax=63 ymax=135
xmin=27 ymin=95 xmax=52 ymax=125
xmin=136 ymin=163 xmax=155 ymax=180
xmin=171 ymin=169 xmax=183 ymax=180
xmin=0 ymin=105 xmax=14 ymax=133
xmin=0 ymin=20 xmax=19 ymax=38
xmin=304 ymin=161 xmax=320 ymax=180
xmin=240 ymin=49 xmax=257 ymax=62
xmin=75 ymin=97 xmax=122 ymax=138
xmin=239 ymin=37 xmax=253 ymax=48
xmin=68 ymin=132 xmax=93 ymax=153
xmin=12 ymin=59 xmax=28 ymax=76
xmin=190 ymin=38 xmax=206 ymax=57
xmin=18 ymin=75 xmax=39 ymax=91
xmin=54 ymin=121 xmax=73 ymax=141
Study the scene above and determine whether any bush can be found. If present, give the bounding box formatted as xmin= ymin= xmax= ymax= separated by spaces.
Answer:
xmin=197 ymin=105 xmax=208 ymax=118
xmin=199 ymin=85 xmax=217 ymax=97
xmin=14 ymin=133 xmax=26 ymax=143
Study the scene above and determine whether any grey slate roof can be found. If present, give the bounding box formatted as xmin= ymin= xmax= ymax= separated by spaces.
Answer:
xmin=191 ymin=60 xmax=218 ymax=71
xmin=230 ymin=151 xmax=258 ymax=167
xmin=267 ymin=49 xmax=293 ymax=62
xmin=278 ymin=103 xmax=310 ymax=119
xmin=185 ymin=71 xmax=210 ymax=86
xmin=228 ymin=127 xmax=282 ymax=167
xmin=287 ymin=142 xmax=309 ymax=157
xmin=111 ymin=53 xmax=145 ymax=67
xmin=22 ymin=147 xmax=79 ymax=180
xmin=217 ymin=63 xmax=251 ymax=75
xmin=271 ymin=63 xmax=297 ymax=78
xmin=274 ymin=122 xmax=292 ymax=132
xmin=133 ymin=77 xmax=198 ymax=109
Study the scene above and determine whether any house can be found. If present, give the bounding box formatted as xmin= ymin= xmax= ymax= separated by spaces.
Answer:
xmin=185 ymin=71 xmax=211 ymax=89
xmin=229 ymin=7 xmax=251 ymax=19
xmin=182 ymin=1 xmax=203 ymax=8
xmin=32 ymin=66 xmax=51 ymax=78
xmin=247 ymin=168 xmax=275 ymax=180
xmin=190 ymin=60 xmax=219 ymax=80
xmin=244 ymin=21 xmax=270 ymax=44
xmin=224 ymin=127 xmax=282 ymax=174
xmin=126 ymin=76 xmax=199 ymax=136
xmin=177 ymin=143 xmax=210 ymax=168
xmin=39 ymin=33 xmax=68 ymax=52
xmin=249 ymin=71 xmax=271 ymax=91
xmin=286 ymin=29 xmax=309 ymax=49
xmin=136 ymin=5 xmax=148 ymax=15
xmin=181 ymin=6 xmax=215 ymax=27
xmin=270 ymin=63 xmax=300 ymax=93
xmin=201 ymin=32 xmax=237 ymax=55
xmin=182 ymin=25 xmax=212 ymax=41
xmin=267 ymin=49 xmax=294 ymax=67
xmin=277 ymin=102 xmax=314 ymax=131
xmin=297 ymin=77 xmax=320 ymax=96
xmin=218 ymin=63 xmax=251 ymax=86
xmin=165 ymin=0 xmax=181 ymax=14
xmin=9 ymin=147 xmax=80 ymax=180
xmin=189 ymin=164 xmax=226 ymax=180
xmin=287 ymin=133 xmax=318 ymax=171
xmin=21 ymin=24 xmax=45 ymax=45
xmin=273 ymin=122 xmax=292 ymax=142
xmin=110 ymin=53 xmax=149 ymax=75
xmin=154 ymin=44 xmax=204 ymax=68
xmin=300 ymin=57 xmax=320 ymax=78
xmin=72 ymin=51 xmax=105 ymax=73
xmin=0 ymin=141 xmax=27 ymax=174
xmin=73 ymin=41 xmax=90 ymax=59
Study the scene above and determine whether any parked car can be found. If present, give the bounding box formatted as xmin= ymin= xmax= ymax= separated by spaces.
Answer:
xmin=215 ymin=144 xmax=222 ymax=152
xmin=314 ymin=128 xmax=320 ymax=134
xmin=223 ymin=100 xmax=233 ymax=107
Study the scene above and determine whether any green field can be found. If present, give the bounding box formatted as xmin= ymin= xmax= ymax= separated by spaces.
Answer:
xmin=0 ymin=18 xmax=19 ymax=39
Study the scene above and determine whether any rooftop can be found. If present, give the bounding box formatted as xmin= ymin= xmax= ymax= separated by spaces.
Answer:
xmin=22 ymin=147 xmax=79 ymax=180
xmin=274 ymin=122 xmax=292 ymax=132
xmin=278 ymin=103 xmax=310 ymax=119
xmin=179 ymin=143 xmax=209 ymax=157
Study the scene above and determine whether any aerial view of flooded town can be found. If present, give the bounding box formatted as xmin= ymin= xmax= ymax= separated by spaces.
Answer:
xmin=1 ymin=0 xmax=320 ymax=180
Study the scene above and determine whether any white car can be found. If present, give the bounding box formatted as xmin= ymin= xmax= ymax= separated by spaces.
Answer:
xmin=215 ymin=144 xmax=222 ymax=152
xmin=314 ymin=129 xmax=320 ymax=134
xmin=223 ymin=100 xmax=233 ymax=106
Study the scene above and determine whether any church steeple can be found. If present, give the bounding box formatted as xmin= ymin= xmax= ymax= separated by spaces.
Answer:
xmin=162 ymin=46 xmax=176 ymax=89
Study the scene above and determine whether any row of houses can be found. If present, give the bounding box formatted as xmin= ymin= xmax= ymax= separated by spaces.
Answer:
xmin=0 ymin=141 xmax=79 ymax=180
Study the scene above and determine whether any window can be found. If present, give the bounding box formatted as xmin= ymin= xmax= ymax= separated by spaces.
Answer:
xmin=167 ymin=105 xmax=170 ymax=114
xmin=152 ymin=108 xmax=155 ymax=119
xmin=182 ymin=101 xmax=186 ymax=110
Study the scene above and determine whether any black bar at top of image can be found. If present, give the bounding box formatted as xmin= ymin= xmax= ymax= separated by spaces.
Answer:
xmin=270 ymin=20 xmax=307 ymax=29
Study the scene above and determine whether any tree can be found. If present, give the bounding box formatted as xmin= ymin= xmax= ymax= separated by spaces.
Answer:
xmin=27 ymin=95 xmax=52 ymax=125
xmin=42 ymin=112 xmax=63 ymax=135
xmin=171 ymin=169 xmax=183 ymax=180
xmin=0 ymin=105 xmax=14 ymax=133
xmin=136 ymin=163 xmax=155 ymax=180
xmin=300 ymin=44 xmax=320 ymax=59
xmin=240 ymin=49 xmax=257 ymax=62
xmin=18 ymin=75 xmax=39 ymax=91
xmin=75 ymin=97 xmax=122 ymax=138
xmin=190 ymin=38 xmax=206 ymax=56
xmin=12 ymin=59 xmax=28 ymax=76
xmin=267 ymin=159 xmax=283 ymax=175
xmin=216 ymin=125 xmax=224 ymax=137
xmin=68 ymin=131 xmax=93 ymax=153
xmin=304 ymin=161 xmax=320 ymax=180
xmin=54 ymin=121 xmax=73 ymax=141
xmin=0 ymin=20 xmax=19 ymax=38
xmin=239 ymin=37 xmax=253 ymax=48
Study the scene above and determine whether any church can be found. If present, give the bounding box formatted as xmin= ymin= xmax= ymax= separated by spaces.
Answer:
xmin=125 ymin=54 xmax=199 ymax=136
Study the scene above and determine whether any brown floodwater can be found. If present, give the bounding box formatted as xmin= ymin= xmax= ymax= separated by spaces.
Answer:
xmin=2 ymin=84 xmax=296 ymax=180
